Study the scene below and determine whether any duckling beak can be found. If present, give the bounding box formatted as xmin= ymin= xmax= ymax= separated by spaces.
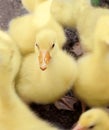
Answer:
xmin=38 ymin=50 xmax=51 ymax=71
xmin=72 ymin=124 xmax=85 ymax=130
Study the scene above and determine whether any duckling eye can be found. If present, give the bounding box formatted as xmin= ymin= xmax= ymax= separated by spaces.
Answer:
xmin=51 ymin=43 xmax=55 ymax=49
xmin=88 ymin=125 xmax=95 ymax=129
xmin=35 ymin=43 xmax=39 ymax=49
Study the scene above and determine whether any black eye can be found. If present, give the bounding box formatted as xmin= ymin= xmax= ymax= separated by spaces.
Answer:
xmin=51 ymin=43 xmax=55 ymax=49
xmin=35 ymin=43 xmax=39 ymax=49
xmin=88 ymin=125 xmax=95 ymax=129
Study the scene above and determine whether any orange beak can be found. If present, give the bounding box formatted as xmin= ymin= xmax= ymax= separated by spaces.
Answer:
xmin=38 ymin=50 xmax=51 ymax=71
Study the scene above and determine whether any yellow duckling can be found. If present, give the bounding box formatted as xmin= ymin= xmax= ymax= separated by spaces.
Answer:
xmin=0 ymin=30 xmax=62 ymax=130
xmin=72 ymin=108 xmax=109 ymax=130
xmin=15 ymin=29 xmax=77 ymax=104
xmin=8 ymin=0 xmax=66 ymax=55
xmin=73 ymin=16 xmax=109 ymax=107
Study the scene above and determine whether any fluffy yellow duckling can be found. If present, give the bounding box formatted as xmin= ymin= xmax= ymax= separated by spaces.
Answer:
xmin=0 ymin=30 xmax=61 ymax=130
xmin=15 ymin=29 xmax=77 ymax=104
xmin=72 ymin=108 xmax=109 ymax=130
xmin=73 ymin=16 xmax=109 ymax=107
xmin=8 ymin=0 xmax=66 ymax=55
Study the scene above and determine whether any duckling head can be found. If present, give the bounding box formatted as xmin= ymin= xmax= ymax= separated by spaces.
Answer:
xmin=72 ymin=108 xmax=109 ymax=130
xmin=35 ymin=29 xmax=59 ymax=71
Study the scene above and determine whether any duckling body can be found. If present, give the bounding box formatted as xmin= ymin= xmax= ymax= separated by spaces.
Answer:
xmin=0 ymin=30 xmax=61 ymax=130
xmin=73 ymin=108 xmax=109 ymax=130
xmin=15 ymin=29 xmax=77 ymax=104
xmin=73 ymin=16 xmax=109 ymax=107
xmin=9 ymin=0 xmax=66 ymax=55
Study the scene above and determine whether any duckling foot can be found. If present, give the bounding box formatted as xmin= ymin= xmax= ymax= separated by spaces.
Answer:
xmin=54 ymin=96 xmax=77 ymax=111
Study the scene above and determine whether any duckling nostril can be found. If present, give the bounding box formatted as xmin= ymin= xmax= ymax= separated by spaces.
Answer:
xmin=40 ymin=63 xmax=47 ymax=71
xmin=40 ymin=66 xmax=47 ymax=71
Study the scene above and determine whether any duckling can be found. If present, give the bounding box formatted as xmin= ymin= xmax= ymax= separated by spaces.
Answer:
xmin=73 ymin=16 xmax=109 ymax=107
xmin=15 ymin=29 xmax=77 ymax=104
xmin=72 ymin=108 xmax=109 ymax=130
xmin=8 ymin=0 xmax=66 ymax=55
xmin=0 ymin=30 xmax=61 ymax=130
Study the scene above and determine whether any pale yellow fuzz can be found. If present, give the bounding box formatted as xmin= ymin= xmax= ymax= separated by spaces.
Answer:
xmin=9 ymin=14 xmax=36 ymax=55
xmin=73 ymin=17 xmax=109 ymax=107
xmin=33 ymin=0 xmax=52 ymax=27
xmin=51 ymin=0 xmax=91 ymax=28
xmin=0 ymin=30 xmax=61 ymax=130
xmin=73 ymin=108 xmax=109 ymax=130
xmin=22 ymin=0 xmax=39 ymax=12
xmin=21 ymin=0 xmax=45 ymax=12
xmin=20 ymin=0 xmax=109 ymax=51
xmin=52 ymin=0 xmax=109 ymax=51
xmin=8 ymin=0 xmax=66 ymax=55
xmin=15 ymin=29 xmax=77 ymax=104
xmin=51 ymin=0 xmax=109 ymax=52
xmin=21 ymin=0 xmax=90 ymax=25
